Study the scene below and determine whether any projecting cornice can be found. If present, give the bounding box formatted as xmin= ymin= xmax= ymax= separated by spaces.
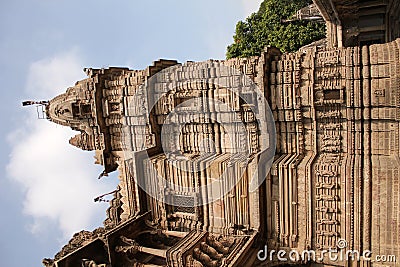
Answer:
xmin=313 ymin=0 xmax=399 ymax=47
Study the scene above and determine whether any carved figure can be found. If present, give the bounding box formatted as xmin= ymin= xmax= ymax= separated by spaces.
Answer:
xmin=206 ymin=236 xmax=229 ymax=255
xmin=42 ymin=258 xmax=54 ymax=267
xmin=81 ymin=259 xmax=107 ymax=267
xmin=186 ymin=255 xmax=204 ymax=267
xmin=200 ymin=242 xmax=223 ymax=260
xmin=193 ymin=248 xmax=219 ymax=267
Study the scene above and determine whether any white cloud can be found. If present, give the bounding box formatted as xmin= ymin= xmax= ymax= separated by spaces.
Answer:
xmin=241 ymin=0 xmax=263 ymax=17
xmin=7 ymin=49 xmax=118 ymax=239
xmin=26 ymin=48 xmax=85 ymax=99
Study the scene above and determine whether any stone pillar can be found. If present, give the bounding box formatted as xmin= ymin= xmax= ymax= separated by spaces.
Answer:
xmin=162 ymin=230 xmax=187 ymax=238
xmin=136 ymin=246 xmax=167 ymax=258
xmin=133 ymin=263 xmax=163 ymax=267
xmin=116 ymin=238 xmax=168 ymax=259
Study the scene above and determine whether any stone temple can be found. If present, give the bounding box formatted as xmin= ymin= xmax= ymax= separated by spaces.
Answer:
xmin=26 ymin=1 xmax=400 ymax=267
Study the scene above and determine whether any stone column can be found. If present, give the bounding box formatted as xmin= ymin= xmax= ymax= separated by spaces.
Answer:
xmin=133 ymin=263 xmax=163 ymax=267
xmin=162 ymin=230 xmax=187 ymax=238
xmin=136 ymin=246 xmax=167 ymax=258
xmin=116 ymin=239 xmax=168 ymax=259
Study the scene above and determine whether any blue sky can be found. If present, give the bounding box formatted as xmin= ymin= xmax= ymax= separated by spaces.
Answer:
xmin=0 ymin=0 xmax=262 ymax=266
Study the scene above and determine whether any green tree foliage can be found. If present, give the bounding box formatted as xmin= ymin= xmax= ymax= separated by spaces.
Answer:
xmin=226 ymin=0 xmax=326 ymax=59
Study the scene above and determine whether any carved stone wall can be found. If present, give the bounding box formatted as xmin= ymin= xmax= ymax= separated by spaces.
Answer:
xmin=262 ymin=39 xmax=400 ymax=265
xmin=41 ymin=38 xmax=400 ymax=267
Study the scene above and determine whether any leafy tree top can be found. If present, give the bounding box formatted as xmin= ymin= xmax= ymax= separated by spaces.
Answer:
xmin=226 ymin=0 xmax=326 ymax=59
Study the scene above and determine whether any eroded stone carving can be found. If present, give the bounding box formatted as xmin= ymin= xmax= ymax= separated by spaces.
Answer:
xmin=54 ymin=228 xmax=105 ymax=261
